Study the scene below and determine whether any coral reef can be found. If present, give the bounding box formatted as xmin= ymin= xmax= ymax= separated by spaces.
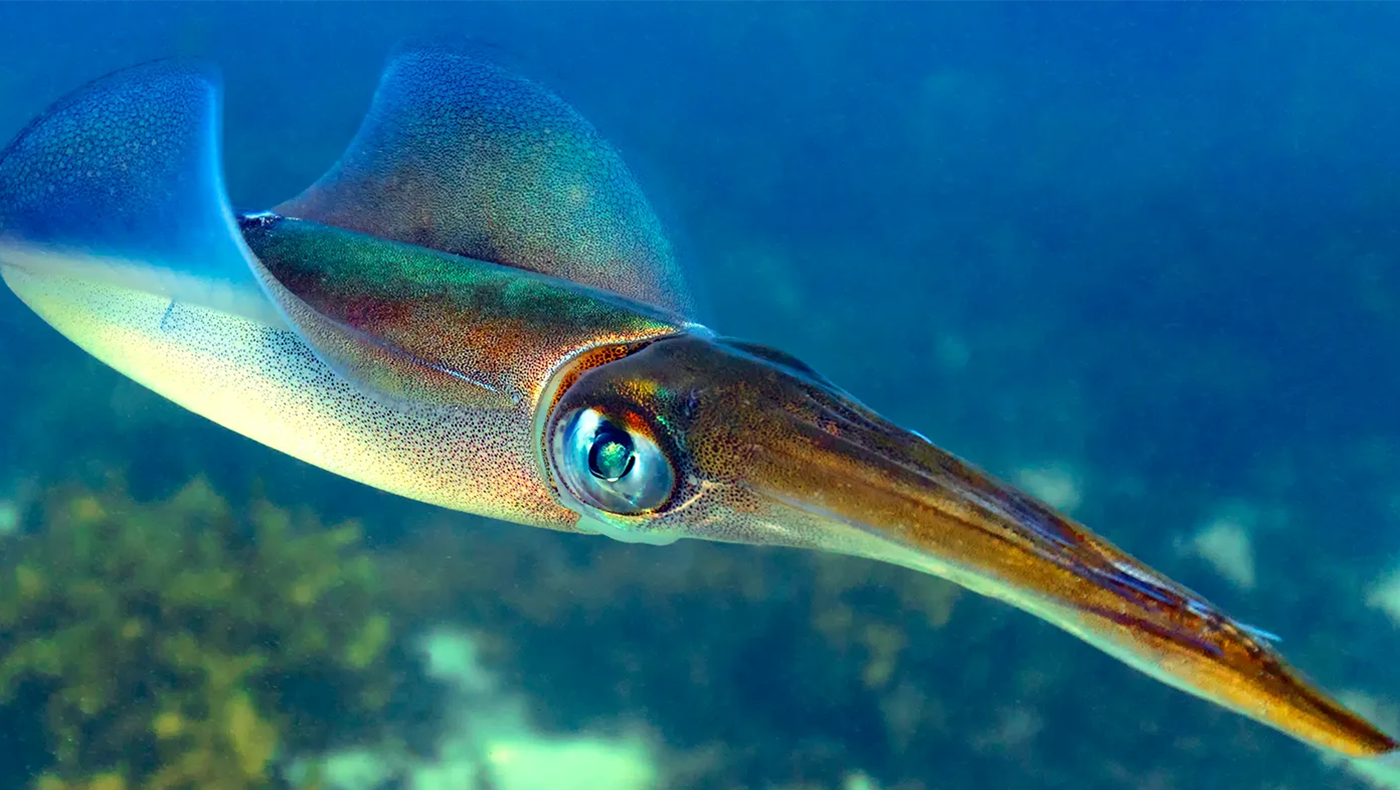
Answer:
xmin=0 ymin=476 xmax=404 ymax=790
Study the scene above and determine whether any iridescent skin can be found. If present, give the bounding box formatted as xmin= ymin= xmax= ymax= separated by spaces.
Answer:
xmin=0 ymin=46 xmax=1395 ymax=764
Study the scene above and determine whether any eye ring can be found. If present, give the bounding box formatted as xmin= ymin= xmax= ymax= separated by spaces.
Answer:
xmin=551 ymin=407 xmax=675 ymax=515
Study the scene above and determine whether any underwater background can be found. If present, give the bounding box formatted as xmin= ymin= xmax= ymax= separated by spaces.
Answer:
xmin=1 ymin=2 xmax=1399 ymax=789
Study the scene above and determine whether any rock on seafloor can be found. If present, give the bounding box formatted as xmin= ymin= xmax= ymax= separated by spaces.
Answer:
xmin=288 ymin=627 xmax=660 ymax=790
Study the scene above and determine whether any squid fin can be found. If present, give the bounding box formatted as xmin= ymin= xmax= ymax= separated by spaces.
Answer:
xmin=275 ymin=43 xmax=692 ymax=318
xmin=0 ymin=59 xmax=279 ymax=325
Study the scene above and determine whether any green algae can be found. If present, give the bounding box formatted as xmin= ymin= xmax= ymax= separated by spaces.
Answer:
xmin=0 ymin=467 xmax=968 ymax=790
xmin=0 ymin=476 xmax=402 ymax=790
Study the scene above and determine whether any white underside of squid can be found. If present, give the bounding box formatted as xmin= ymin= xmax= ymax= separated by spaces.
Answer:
xmin=2 ymin=264 xmax=556 ymax=527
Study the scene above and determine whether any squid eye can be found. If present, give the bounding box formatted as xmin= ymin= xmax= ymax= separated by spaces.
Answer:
xmin=552 ymin=407 xmax=675 ymax=515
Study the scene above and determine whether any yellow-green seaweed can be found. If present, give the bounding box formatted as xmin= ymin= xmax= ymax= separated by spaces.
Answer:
xmin=0 ymin=466 xmax=966 ymax=790
xmin=0 ymin=476 xmax=402 ymax=790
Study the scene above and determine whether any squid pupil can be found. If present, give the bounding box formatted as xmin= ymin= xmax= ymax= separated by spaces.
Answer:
xmin=588 ymin=425 xmax=636 ymax=483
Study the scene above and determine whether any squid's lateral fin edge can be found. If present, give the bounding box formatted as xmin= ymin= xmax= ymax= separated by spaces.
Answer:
xmin=0 ymin=58 xmax=280 ymax=327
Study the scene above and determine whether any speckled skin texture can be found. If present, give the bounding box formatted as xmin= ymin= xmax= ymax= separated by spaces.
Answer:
xmin=241 ymin=213 xmax=682 ymax=414
xmin=2 ymin=261 xmax=678 ymax=530
xmin=276 ymin=44 xmax=692 ymax=318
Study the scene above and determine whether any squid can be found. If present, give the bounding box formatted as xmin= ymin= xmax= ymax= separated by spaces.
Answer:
xmin=0 ymin=44 xmax=1394 ymax=763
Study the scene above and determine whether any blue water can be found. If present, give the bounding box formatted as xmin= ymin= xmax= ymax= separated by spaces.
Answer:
xmin=1 ymin=3 xmax=1398 ymax=789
